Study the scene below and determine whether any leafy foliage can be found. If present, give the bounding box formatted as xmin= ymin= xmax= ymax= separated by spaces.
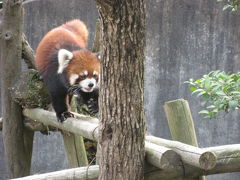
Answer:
xmin=217 ymin=0 xmax=240 ymax=11
xmin=185 ymin=71 xmax=240 ymax=118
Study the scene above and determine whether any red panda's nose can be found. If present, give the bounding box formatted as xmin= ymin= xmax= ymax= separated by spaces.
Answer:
xmin=88 ymin=83 xmax=94 ymax=88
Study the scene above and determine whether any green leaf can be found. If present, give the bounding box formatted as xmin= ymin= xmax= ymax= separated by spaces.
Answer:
xmin=207 ymin=105 xmax=216 ymax=109
xmin=192 ymin=89 xmax=203 ymax=94
xmin=231 ymin=91 xmax=240 ymax=95
xmin=186 ymin=70 xmax=240 ymax=118
xmin=228 ymin=100 xmax=238 ymax=110
xmin=223 ymin=4 xmax=233 ymax=10
xmin=199 ymin=110 xmax=210 ymax=114
xmin=216 ymin=91 xmax=226 ymax=96
xmin=204 ymin=78 xmax=211 ymax=89
xmin=189 ymin=87 xmax=197 ymax=93
xmin=197 ymin=91 xmax=207 ymax=97
xmin=200 ymin=101 xmax=207 ymax=106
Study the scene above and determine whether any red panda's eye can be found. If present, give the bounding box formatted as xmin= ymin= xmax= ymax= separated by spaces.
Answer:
xmin=93 ymin=74 xmax=98 ymax=79
xmin=80 ymin=74 xmax=87 ymax=79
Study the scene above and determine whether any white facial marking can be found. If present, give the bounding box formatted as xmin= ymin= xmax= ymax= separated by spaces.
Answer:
xmin=93 ymin=70 xmax=98 ymax=76
xmin=69 ymin=74 xmax=79 ymax=85
xmin=79 ymin=78 xmax=97 ymax=92
xmin=57 ymin=49 xmax=73 ymax=74
xmin=79 ymin=70 xmax=88 ymax=77
xmin=93 ymin=70 xmax=100 ymax=89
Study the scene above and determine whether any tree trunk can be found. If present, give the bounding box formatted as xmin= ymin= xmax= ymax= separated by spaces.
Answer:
xmin=96 ymin=1 xmax=146 ymax=180
xmin=0 ymin=0 xmax=33 ymax=178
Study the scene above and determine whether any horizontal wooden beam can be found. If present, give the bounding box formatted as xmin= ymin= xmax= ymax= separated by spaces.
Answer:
xmin=11 ymin=165 xmax=99 ymax=180
xmin=23 ymin=108 xmax=99 ymax=140
xmin=23 ymin=108 xmax=181 ymax=170
xmin=0 ymin=117 xmax=57 ymax=133
xmin=22 ymin=108 xmax=240 ymax=178
xmin=146 ymin=135 xmax=217 ymax=170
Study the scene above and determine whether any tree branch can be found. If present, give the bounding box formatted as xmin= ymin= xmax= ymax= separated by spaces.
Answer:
xmin=22 ymin=34 xmax=36 ymax=69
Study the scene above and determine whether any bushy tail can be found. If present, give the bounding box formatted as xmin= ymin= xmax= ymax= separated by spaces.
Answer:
xmin=62 ymin=19 xmax=89 ymax=46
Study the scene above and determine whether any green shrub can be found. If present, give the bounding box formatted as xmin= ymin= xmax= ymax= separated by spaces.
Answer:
xmin=185 ymin=71 xmax=240 ymax=118
xmin=217 ymin=0 xmax=240 ymax=12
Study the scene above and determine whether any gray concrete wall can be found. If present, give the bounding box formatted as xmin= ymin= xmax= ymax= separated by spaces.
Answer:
xmin=145 ymin=0 xmax=240 ymax=179
xmin=0 ymin=0 xmax=240 ymax=179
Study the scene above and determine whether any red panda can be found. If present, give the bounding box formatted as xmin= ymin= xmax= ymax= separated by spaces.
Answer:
xmin=35 ymin=19 xmax=100 ymax=122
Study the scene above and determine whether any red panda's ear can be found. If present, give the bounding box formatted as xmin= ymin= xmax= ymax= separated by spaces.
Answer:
xmin=94 ymin=52 xmax=101 ymax=60
xmin=57 ymin=49 xmax=73 ymax=74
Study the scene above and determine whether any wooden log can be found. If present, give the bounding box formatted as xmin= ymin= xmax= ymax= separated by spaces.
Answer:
xmin=62 ymin=133 xmax=89 ymax=167
xmin=145 ymin=141 xmax=181 ymax=169
xmin=164 ymin=99 xmax=198 ymax=145
xmin=144 ymin=163 xmax=183 ymax=180
xmin=145 ymin=143 xmax=240 ymax=179
xmin=62 ymin=96 xmax=88 ymax=168
xmin=23 ymin=118 xmax=57 ymax=133
xmin=146 ymin=135 xmax=217 ymax=170
xmin=10 ymin=165 xmax=99 ymax=180
xmin=23 ymin=108 xmax=181 ymax=170
xmin=0 ymin=0 xmax=33 ymax=178
xmin=203 ymin=144 xmax=240 ymax=174
xmin=11 ymin=143 xmax=240 ymax=180
xmin=22 ymin=108 xmax=240 ymax=178
xmin=23 ymin=108 xmax=99 ymax=141
xmin=0 ymin=117 xmax=57 ymax=133
xmin=182 ymin=144 xmax=240 ymax=177
xmin=22 ymin=34 xmax=35 ymax=69
xmin=164 ymin=99 xmax=206 ymax=179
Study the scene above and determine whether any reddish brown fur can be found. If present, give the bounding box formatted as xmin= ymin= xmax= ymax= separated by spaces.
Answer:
xmin=68 ymin=50 xmax=100 ymax=79
xmin=35 ymin=19 xmax=90 ymax=75
xmin=35 ymin=19 xmax=100 ymax=122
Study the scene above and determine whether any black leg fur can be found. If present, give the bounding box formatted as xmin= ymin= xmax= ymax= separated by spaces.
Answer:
xmin=51 ymin=93 xmax=73 ymax=122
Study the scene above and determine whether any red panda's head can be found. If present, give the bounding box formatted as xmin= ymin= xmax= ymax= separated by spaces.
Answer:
xmin=57 ymin=49 xmax=100 ymax=93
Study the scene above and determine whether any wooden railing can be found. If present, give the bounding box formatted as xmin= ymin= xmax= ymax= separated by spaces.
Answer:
xmin=8 ymin=99 xmax=240 ymax=180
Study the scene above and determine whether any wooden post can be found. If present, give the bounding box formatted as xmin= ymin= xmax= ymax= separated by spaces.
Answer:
xmin=62 ymin=97 xmax=88 ymax=167
xmin=62 ymin=132 xmax=88 ymax=167
xmin=0 ymin=0 xmax=33 ymax=178
xmin=164 ymin=99 xmax=205 ymax=180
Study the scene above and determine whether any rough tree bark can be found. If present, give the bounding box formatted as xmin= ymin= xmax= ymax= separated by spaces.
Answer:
xmin=96 ymin=1 xmax=146 ymax=180
xmin=0 ymin=0 xmax=33 ymax=178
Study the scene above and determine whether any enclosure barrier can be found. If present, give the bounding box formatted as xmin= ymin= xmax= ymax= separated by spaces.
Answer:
xmin=11 ymin=165 xmax=99 ymax=180
xmin=5 ymin=108 xmax=240 ymax=180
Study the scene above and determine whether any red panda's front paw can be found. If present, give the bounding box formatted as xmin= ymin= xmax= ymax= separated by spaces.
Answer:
xmin=57 ymin=112 xmax=74 ymax=123
xmin=87 ymin=98 xmax=99 ymax=114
